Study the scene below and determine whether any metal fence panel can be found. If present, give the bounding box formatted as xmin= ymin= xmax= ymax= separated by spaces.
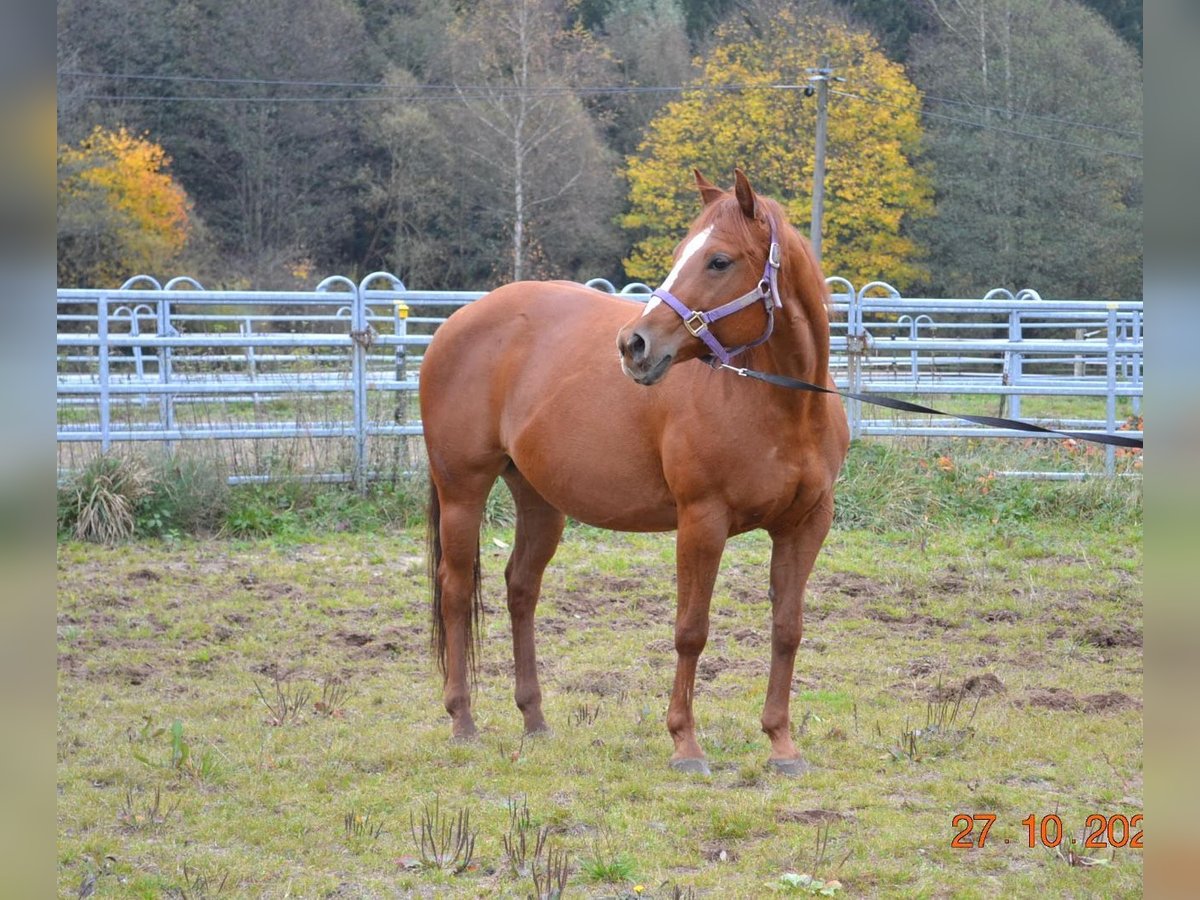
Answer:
xmin=57 ymin=274 xmax=1143 ymax=484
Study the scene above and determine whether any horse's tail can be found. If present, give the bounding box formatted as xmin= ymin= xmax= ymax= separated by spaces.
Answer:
xmin=427 ymin=482 xmax=483 ymax=681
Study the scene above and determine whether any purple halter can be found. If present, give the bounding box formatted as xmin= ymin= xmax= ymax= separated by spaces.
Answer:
xmin=650 ymin=217 xmax=783 ymax=366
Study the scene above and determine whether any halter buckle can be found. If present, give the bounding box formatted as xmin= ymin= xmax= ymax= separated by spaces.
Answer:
xmin=683 ymin=311 xmax=709 ymax=337
xmin=768 ymin=242 xmax=782 ymax=269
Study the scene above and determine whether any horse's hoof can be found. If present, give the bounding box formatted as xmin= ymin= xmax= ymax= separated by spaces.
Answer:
xmin=768 ymin=757 xmax=810 ymax=777
xmin=450 ymin=728 xmax=479 ymax=744
xmin=524 ymin=725 xmax=553 ymax=739
xmin=670 ymin=757 xmax=711 ymax=776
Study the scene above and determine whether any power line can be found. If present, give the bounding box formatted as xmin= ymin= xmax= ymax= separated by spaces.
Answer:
xmin=831 ymin=89 xmax=1143 ymax=161
xmin=60 ymin=69 xmax=1144 ymax=139
xmin=920 ymin=93 xmax=1141 ymax=138
xmin=62 ymin=69 xmax=1143 ymax=158
xmin=60 ymin=69 xmax=753 ymax=98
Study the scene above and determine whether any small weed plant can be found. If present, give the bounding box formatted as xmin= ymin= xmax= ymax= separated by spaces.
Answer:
xmin=131 ymin=719 xmax=225 ymax=783
xmin=174 ymin=862 xmax=231 ymax=898
xmin=580 ymin=824 xmax=637 ymax=883
xmin=531 ymin=843 xmax=572 ymax=899
xmin=409 ymin=796 xmax=478 ymax=873
xmin=116 ymin=785 xmax=178 ymax=834
xmin=313 ymin=677 xmax=351 ymax=717
xmin=253 ymin=673 xmax=311 ymax=726
xmin=344 ymin=809 xmax=385 ymax=843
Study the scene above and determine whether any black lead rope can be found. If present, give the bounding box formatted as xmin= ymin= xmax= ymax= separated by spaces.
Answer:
xmin=720 ymin=365 xmax=1144 ymax=450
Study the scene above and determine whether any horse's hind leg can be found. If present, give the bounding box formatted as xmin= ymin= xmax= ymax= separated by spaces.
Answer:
xmin=501 ymin=466 xmax=565 ymax=735
xmin=430 ymin=473 xmax=495 ymax=741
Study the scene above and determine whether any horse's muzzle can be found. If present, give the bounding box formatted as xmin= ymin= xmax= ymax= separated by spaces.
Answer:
xmin=617 ymin=326 xmax=673 ymax=386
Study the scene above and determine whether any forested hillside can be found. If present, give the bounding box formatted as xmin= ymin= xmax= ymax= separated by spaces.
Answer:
xmin=57 ymin=0 xmax=1141 ymax=298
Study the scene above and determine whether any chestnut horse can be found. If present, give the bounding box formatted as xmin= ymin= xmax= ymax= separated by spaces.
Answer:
xmin=420 ymin=170 xmax=849 ymax=774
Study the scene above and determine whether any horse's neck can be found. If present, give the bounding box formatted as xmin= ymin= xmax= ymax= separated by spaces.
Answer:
xmin=741 ymin=227 xmax=831 ymax=384
xmin=747 ymin=289 xmax=830 ymax=385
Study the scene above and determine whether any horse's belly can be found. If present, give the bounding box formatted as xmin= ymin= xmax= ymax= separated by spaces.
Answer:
xmin=506 ymin=419 xmax=680 ymax=533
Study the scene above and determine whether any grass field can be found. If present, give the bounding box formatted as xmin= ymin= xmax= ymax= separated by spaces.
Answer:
xmin=56 ymin=448 xmax=1142 ymax=898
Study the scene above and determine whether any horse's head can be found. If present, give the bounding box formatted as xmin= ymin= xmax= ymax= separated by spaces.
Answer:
xmin=617 ymin=169 xmax=781 ymax=385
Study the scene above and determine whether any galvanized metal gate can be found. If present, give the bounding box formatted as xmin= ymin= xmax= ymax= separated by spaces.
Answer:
xmin=57 ymin=273 xmax=1143 ymax=484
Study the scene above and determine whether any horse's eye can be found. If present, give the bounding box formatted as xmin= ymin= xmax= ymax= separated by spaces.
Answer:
xmin=708 ymin=256 xmax=732 ymax=271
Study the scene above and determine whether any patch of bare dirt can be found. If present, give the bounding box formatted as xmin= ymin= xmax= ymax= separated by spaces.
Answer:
xmin=1081 ymin=691 xmax=1141 ymax=713
xmin=558 ymin=670 xmax=629 ymax=697
xmin=644 ymin=638 xmax=674 ymax=654
xmin=978 ymin=608 xmax=1021 ymax=623
xmin=776 ymin=808 xmax=853 ymax=825
xmin=554 ymin=592 xmax=602 ymax=618
xmin=697 ymin=656 xmax=730 ymax=681
xmin=1080 ymin=620 xmax=1142 ymax=649
xmin=1021 ymin=688 xmax=1140 ymax=713
xmin=816 ymin=572 xmax=885 ymax=599
xmin=249 ymin=661 xmax=301 ymax=680
xmin=700 ymin=843 xmax=739 ymax=863
xmin=94 ymin=662 xmax=157 ymax=685
xmin=698 ymin=656 xmax=768 ymax=683
xmin=478 ymin=658 xmax=512 ymax=679
xmin=127 ymin=568 xmax=161 ymax=584
xmin=928 ymin=673 xmax=1006 ymax=701
xmin=731 ymin=627 xmax=766 ymax=647
xmin=961 ymin=673 xmax=1006 ymax=696
xmin=864 ymin=607 xmax=956 ymax=629
xmin=933 ymin=572 xmax=972 ymax=594
xmin=1023 ymin=688 xmax=1080 ymax=711
xmin=907 ymin=656 xmax=945 ymax=678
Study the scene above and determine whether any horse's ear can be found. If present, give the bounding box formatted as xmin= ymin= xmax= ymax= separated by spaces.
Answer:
xmin=694 ymin=169 xmax=724 ymax=207
xmin=733 ymin=168 xmax=757 ymax=219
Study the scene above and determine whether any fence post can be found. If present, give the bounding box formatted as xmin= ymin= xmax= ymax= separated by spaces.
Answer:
xmin=97 ymin=293 xmax=111 ymax=453
xmin=1105 ymin=304 xmax=1118 ymax=476
xmin=352 ymin=284 xmax=368 ymax=493
xmin=850 ymin=282 xmax=900 ymax=441
xmin=318 ymin=276 xmax=365 ymax=491
xmin=359 ymin=272 xmax=408 ymax=485
xmin=846 ymin=291 xmax=861 ymax=440
xmin=1004 ymin=311 xmax=1023 ymax=420
xmin=156 ymin=292 xmax=176 ymax=454
xmin=1130 ymin=309 xmax=1142 ymax=417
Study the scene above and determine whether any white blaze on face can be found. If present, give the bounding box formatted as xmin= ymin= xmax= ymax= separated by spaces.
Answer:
xmin=641 ymin=225 xmax=713 ymax=317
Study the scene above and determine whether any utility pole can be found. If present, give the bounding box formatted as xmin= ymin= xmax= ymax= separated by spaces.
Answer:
xmin=806 ymin=59 xmax=841 ymax=264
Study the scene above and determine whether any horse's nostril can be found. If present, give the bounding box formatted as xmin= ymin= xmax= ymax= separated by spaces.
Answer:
xmin=628 ymin=331 xmax=647 ymax=362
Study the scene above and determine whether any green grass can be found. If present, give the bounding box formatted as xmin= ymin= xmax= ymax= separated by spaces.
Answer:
xmin=57 ymin=472 xmax=1142 ymax=897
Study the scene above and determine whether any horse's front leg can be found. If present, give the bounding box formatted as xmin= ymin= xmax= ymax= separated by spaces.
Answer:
xmin=667 ymin=505 xmax=729 ymax=774
xmin=762 ymin=496 xmax=834 ymax=774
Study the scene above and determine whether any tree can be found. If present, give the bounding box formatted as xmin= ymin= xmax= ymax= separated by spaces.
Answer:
xmin=361 ymin=67 xmax=501 ymax=289
xmin=166 ymin=0 xmax=375 ymax=280
xmin=58 ymin=126 xmax=194 ymax=286
xmin=435 ymin=0 xmax=622 ymax=283
xmin=624 ymin=0 xmax=932 ymax=288
xmin=911 ymin=0 xmax=1142 ymax=298
xmin=1081 ymin=0 xmax=1141 ymax=56
xmin=829 ymin=0 xmax=935 ymax=61
xmin=59 ymin=0 xmax=377 ymax=284
xmin=599 ymin=0 xmax=693 ymax=158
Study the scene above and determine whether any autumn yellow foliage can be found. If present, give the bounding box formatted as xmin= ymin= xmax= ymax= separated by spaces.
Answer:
xmin=624 ymin=6 xmax=931 ymax=288
xmin=58 ymin=126 xmax=192 ymax=286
